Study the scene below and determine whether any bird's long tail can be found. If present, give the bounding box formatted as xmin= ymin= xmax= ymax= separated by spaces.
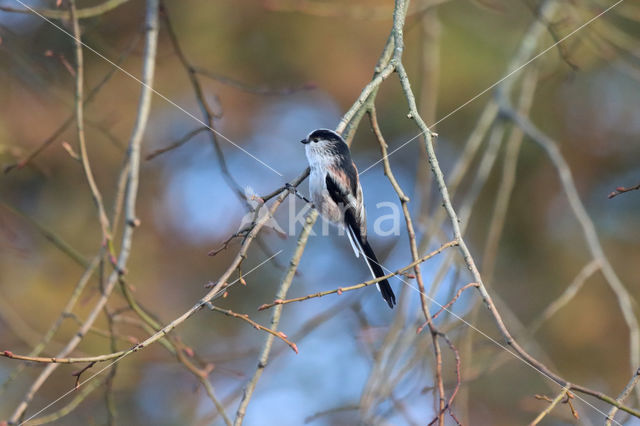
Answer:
xmin=360 ymin=239 xmax=396 ymax=308
xmin=347 ymin=226 xmax=396 ymax=308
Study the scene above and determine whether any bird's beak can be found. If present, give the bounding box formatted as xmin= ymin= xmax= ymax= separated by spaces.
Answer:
xmin=300 ymin=138 xmax=309 ymax=144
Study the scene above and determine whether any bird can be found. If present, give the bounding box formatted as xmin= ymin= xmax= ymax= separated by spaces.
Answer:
xmin=301 ymin=128 xmax=396 ymax=308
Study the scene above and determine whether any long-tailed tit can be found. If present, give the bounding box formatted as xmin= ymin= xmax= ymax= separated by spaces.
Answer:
xmin=301 ymin=129 xmax=396 ymax=308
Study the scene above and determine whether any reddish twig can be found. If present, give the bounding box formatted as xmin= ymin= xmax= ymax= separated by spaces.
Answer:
xmin=71 ymin=361 xmax=96 ymax=390
xmin=608 ymin=182 xmax=640 ymax=199
xmin=145 ymin=126 xmax=209 ymax=160
xmin=531 ymin=387 xmax=578 ymax=424
xmin=234 ymin=211 xmax=315 ymax=424
xmin=257 ymin=241 xmax=457 ymax=311
xmin=368 ymin=102 xmax=447 ymax=422
xmin=207 ymin=304 xmax=298 ymax=354
xmin=417 ymin=283 xmax=480 ymax=334
xmin=428 ymin=333 xmax=462 ymax=425
xmin=208 ymin=230 xmax=248 ymax=257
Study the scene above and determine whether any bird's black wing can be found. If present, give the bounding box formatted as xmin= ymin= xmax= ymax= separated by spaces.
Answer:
xmin=325 ymin=173 xmax=396 ymax=308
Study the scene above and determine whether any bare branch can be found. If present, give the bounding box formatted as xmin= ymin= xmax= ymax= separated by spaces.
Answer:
xmin=0 ymin=202 xmax=89 ymax=268
xmin=607 ymin=367 xmax=640 ymax=425
xmin=528 ymin=260 xmax=601 ymax=334
xmin=8 ymin=1 xmax=159 ymax=421
xmin=417 ymin=283 xmax=479 ymax=334
xmin=258 ymin=241 xmax=457 ymax=311
xmin=234 ymin=211 xmax=315 ymax=425
xmin=71 ymin=361 xmax=96 ymax=390
xmin=392 ymin=0 xmax=640 ymax=419
xmin=4 ymin=33 xmax=140 ymax=174
xmin=160 ymin=2 xmax=246 ymax=202
xmin=145 ymin=126 xmax=209 ymax=160
xmin=529 ymin=385 xmax=570 ymax=426
xmin=27 ymin=377 xmax=107 ymax=426
xmin=481 ymin=67 xmax=539 ymax=283
xmin=70 ymin=0 xmax=112 ymax=243
xmin=501 ymin=102 xmax=640 ymax=396
xmin=207 ymin=304 xmax=298 ymax=354
xmin=608 ymin=182 xmax=640 ymax=199
xmin=369 ymin=97 xmax=446 ymax=421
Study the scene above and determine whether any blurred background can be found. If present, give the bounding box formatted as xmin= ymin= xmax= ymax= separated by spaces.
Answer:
xmin=1 ymin=0 xmax=640 ymax=424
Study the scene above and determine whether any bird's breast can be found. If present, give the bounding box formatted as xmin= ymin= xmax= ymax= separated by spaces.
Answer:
xmin=309 ymin=167 xmax=344 ymax=225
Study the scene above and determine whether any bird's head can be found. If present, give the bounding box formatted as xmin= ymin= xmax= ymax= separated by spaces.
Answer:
xmin=301 ymin=129 xmax=349 ymax=162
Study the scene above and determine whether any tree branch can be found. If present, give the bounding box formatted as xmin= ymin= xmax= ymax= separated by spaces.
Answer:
xmin=70 ymin=0 xmax=112 ymax=243
xmin=234 ymin=211 xmax=315 ymax=425
xmin=207 ymin=304 xmax=298 ymax=354
xmin=608 ymin=182 xmax=640 ymax=199
xmin=257 ymin=241 xmax=457 ymax=311
xmin=500 ymin=102 xmax=640 ymax=398
xmin=607 ymin=367 xmax=640 ymax=425
xmin=8 ymin=1 xmax=159 ymax=421
xmin=529 ymin=385 xmax=570 ymax=426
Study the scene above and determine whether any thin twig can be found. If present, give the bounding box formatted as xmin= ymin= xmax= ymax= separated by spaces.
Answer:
xmin=481 ymin=67 xmax=538 ymax=282
xmin=606 ymin=367 xmax=640 ymax=425
xmin=425 ymin=121 xmax=504 ymax=303
xmin=70 ymin=0 xmax=112 ymax=243
xmin=207 ymin=304 xmax=298 ymax=354
xmin=103 ymin=306 xmax=118 ymax=426
xmin=200 ymin=379 xmax=233 ymax=426
xmin=145 ymin=127 xmax=209 ymax=160
xmin=369 ymin=95 xmax=446 ymax=422
xmin=501 ymin=103 xmax=640 ymax=400
xmin=440 ymin=333 xmax=462 ymax=425
xmin=234 ymin=211 xmax=316 ymax=425
xmin=117 ymin=277 xmax=232 ymax=426
xmin=427 ymin=332 xmax=463 ymax=425
xmin=0 ymin=202 xmax=89 ymax=268
xmin=393 ymin=0 xmax=640 ymax=419
xmin=608 ymin=182 xmax=640 ymax=199
xmin=8 ymin=1 xmax=159 ymax=421
xmin=417 ymin=283 xmax=480 ymax=334
xmin=415 ymin=0 xmax=560 ymax=259
xmin=26 ymin=377 xmax=107 ymax=426
xmin=0 ymin=255 xmax=100 ymax=396
xmin=1 ymin=349 xmax=126 ymax=365
xmin=528 ymin=260 xmax=601 ymax=334
xmin=529 ymin=385 xmax=570 ymax=425
xmin=257 ymin=241 xmax=457 ymax=311
xmin=4 ymin=31 xmax=140 ymax=174
xmin=160 ymin=2 xmax=246 ymax=202
xmin=71 ymin=361 xmax=96 ymax=390
xmin=458 ymin=66 xmax=539 ymax=424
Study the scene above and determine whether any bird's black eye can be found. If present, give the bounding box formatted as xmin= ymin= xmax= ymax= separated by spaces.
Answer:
xmin=312 ymin=138 xmax=318 ymax=143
